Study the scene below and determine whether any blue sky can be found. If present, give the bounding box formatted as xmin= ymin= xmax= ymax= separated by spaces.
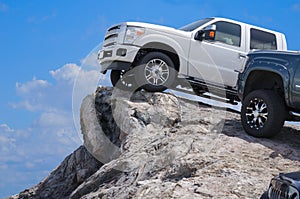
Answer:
xmin=1 ymin=0 xmax=300 ymax=198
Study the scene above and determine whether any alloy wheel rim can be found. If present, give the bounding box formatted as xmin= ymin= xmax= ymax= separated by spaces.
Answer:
xmin=245 ymin=98 xmax=268 ymax=130
xmin=144 ymin=59 xmax=169 ymax=86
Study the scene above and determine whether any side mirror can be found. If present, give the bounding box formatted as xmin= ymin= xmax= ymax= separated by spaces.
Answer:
xmin=194 ymin=24 xmax=216 ymax=41
xmin=194 ymin=30 xmax=205 ymax=41
xmin=204 ymin=24 xmax=216 ymax=41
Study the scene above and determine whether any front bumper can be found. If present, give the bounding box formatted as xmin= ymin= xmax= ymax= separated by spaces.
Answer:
xmin=97 ymin=44 xmax=140 ymax=73
xmin=266 ymin=172 xmax=300 ymax=199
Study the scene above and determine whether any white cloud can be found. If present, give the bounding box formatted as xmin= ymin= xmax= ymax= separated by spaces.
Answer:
xmin=6 ymin=61 xmax=104 ymax=149
xmin=1 ymin=38 xmax=112 ymax=196
xmin=0 ymin=124 xmax=14 ymax=133
xmin=10 ymin=63 xmax=97 ymax=146
xmin=11 ymin=100 xmax=42 ymax=112
xmin=13 ymin=78 xmax=51 ymax=111
xmin=1 ymin=61 xmax=106 ymax=197
xmin=0 ymin=135 xmax=10 ymax=143
xmin=12 ymin=63 xmax=103 ymax=113
xmin=0 ymin=134 xmax=15 ymax=154
xmin=0 ymin=124 xmax=25 ymax=161
xmin=34 ymin=111 xmax=73 ymax=128
xmin=0 ymin=119 xmax=81 ymax=196
xmin=16 ymin=77 xmax=50 ymax=95
xmin=11 ymin=62 xmax=105 ymax=145
xmin=50 ymin=63 xmax=80 ymax=84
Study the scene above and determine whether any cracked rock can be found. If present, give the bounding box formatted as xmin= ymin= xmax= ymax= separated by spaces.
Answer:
xmin=10 ymin=87 xmax=300 ymax=199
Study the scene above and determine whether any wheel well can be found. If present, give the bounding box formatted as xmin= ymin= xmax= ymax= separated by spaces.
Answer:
xmin=244 ymin=71 xmax=284 ymax=98
xmin=133 ymin=42 xmax=180 ymax=71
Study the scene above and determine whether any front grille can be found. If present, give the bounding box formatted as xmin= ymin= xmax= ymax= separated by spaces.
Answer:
xmin=103 ymin=25 xmax=121 ymax=48
xmin=268 ymin=179 xmax=299 ymax=199
xmin=107 ymin=25 xmax=120 ymax=32
xmin=269 ymin=186 xmax=288 ymax=198
xmin=105 ymin=33 xmax=118 ymax=40
xmin=103 ymin=42 xmax=116 ymax=47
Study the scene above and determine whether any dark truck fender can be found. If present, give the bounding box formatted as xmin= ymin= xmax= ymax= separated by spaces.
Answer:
xmin=237 ymin=57 xmax=290 ymax=106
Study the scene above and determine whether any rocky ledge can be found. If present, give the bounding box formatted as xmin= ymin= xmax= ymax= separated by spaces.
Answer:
xmin=10 ymin=87 xmax=300 ymax=199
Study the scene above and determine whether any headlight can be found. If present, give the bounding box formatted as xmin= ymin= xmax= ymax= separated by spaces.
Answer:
xmin=288 ymin=186 xmax=299 ymax=199
xmin=124 ymin=26 xmax=145 ymax=44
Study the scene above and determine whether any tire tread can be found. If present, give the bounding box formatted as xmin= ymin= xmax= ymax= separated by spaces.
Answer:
xmin=241 ymin=89 xmax=286 ymax=138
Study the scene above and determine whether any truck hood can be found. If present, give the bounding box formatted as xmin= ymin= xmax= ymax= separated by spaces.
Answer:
xmin=121 ymin=22 xmax=192 ymax=38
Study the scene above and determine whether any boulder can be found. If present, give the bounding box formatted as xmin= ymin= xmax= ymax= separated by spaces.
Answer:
xmin=11 ymin=87 xmax=300 ymax=199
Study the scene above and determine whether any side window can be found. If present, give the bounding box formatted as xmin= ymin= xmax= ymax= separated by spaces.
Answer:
xmin=250 ymin=29 xmax=277 ymax=50
xmin=211 ymin=21 xmax=241 ymax=47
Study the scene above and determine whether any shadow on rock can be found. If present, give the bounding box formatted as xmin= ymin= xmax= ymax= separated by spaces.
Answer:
xmin=222 ymin=118 xmax=300 ymax=162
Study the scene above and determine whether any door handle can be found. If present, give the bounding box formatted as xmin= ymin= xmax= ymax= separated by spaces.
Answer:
xmin=239 ymin=53 xmax=247 ymax=59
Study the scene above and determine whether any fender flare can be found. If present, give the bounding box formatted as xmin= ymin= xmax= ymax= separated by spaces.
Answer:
xmin=136 ymin=34 xmax=189 ymax=74
xmin=242 ymin=60 xmax=290 ymax=105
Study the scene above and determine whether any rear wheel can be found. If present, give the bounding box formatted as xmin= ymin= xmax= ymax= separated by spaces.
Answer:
xmin=241 ymin=90 xmax=286 ymax=138
xmin=134 ymin=52 xmax=176 ymax=92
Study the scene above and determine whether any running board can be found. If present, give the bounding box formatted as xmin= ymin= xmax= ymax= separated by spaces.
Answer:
xmin=187 ymin=78 xmax=237 ymax=96
xmin=181 ymin=78 xmax=239 ymax=105
xmin=171 ymin=86 xmax=238 ymax=105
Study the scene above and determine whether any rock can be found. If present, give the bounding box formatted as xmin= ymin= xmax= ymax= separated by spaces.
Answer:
xmin=9 ymin=146 xmax=102 ymax=199
xmin=80 ymin=88 xmax=121 ymax=164
xmin=10 ymin=87 xmax=300 ymax=199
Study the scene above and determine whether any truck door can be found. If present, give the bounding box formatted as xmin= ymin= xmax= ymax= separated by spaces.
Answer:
xmin=188 ymin=21 xmax=246 ymax=88
xmin=291 ymin=62 xmax=300 ymax=108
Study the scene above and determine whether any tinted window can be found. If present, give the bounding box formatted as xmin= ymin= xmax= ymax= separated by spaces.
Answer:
xmin=210 ymin=21 xmax=241 ymax=47
xmin=250 ymin=29 xmax=277 ymax=50
xmin=180 ymin=18 xmax=213 ymax=31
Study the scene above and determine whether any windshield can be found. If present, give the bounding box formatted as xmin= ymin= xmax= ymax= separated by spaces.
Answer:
xmin=179 ymin=18 xmax=213 ymax=31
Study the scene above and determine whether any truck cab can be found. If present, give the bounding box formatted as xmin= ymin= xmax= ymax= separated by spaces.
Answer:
xmin=180 ymin=18 xmax=286 ymax=87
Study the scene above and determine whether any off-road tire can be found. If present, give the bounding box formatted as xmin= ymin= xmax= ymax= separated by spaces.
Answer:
xmin=241 ymin=90 xmax=286 ymax=138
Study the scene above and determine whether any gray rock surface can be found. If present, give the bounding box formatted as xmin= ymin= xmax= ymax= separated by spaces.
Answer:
xmin=9 ymin=146 xmax=102 ymax=199
xmin=80 ymin=91 xmax=121 ymax=164
xmin=10 ymin=87 xmax=300 ymax=199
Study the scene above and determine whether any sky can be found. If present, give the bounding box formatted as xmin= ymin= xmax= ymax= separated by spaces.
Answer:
xmin=1 ymin=0 xmax=300 ymax=198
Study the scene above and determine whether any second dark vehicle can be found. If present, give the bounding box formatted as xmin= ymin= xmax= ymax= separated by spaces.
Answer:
xmin=260 ymin=171 xmax=300 ymax=199
xmin=237 ymin=50 xmax=300 ymax=138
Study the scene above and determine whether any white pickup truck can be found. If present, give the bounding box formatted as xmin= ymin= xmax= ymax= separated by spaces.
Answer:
xmin=98 ymin=17 xmax=287 ymax=103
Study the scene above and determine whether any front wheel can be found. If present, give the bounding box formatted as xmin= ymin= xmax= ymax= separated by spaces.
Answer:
xmin=134 ymin=52 xmax=176 ymax=92
xmin=241 ymin=90 xmax=286 ymax=138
